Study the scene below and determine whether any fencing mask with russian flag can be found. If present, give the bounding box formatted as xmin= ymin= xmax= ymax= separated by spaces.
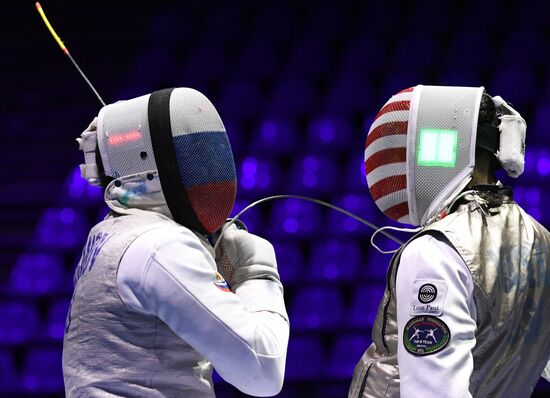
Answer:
xmin=78 ymin=87 xmax=237 ymax=235
xmin=364 ymin=85 xmax=486 ymax=226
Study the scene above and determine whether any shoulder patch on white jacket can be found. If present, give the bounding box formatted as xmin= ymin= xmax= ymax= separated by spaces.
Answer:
xmin=409 ymin=279 xmax=448 ymax=316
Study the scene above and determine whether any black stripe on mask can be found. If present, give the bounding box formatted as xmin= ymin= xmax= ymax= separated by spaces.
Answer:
xmin=148 ymin=88 xmax=206 ymax=235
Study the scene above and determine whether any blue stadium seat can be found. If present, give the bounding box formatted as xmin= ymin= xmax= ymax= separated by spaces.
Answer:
xmin=498 ymin=29 xmax=548 ymax=68
xmin=289 ymin=155 xmax=339 ymax=194
xmin=513 ymin=186 xmax=542 ymax=222
xmin=307 ymin=117 xmax=354 ymax=152
xmin=307 ymin=239 xmax=361 ymax=281
xmin=217 ymin=81 xmax=265 ymax=120
xmin=269 ymin=198 xmax=322 ymax=237
xmin=232 ymin=39 xmax=280 ymax=81
xmin=0 ymin=302 xmax=39 ymax=343
xmin=250 ymin=119 xmax=298 ymax=155
xmin=439 ymin=68 xmax=481 ymax=87
xmin=22 ymin=348 xmax=64 ymax=392
xmin=349 ymin=285 xmax=386 ymax=328
xmin=199 ymin=3 xmax=244 ymax=48
xmin=284 ymin=34 xmax=332 ymax=78
xmin=535 ymin=151 xmax=550 ymax=177
xmin=36 ymin=207 xmax=87 ymax=250
xmin=93 ymin=207 xmax=112 ymax=226
xmin=457 ymin=0 xmax=501 ymax=32
xmin=222 ymin=118 xmax=247 ymax=156
xmin=285 ymin=337 xmax=325 ymax=381
xmin=272 ymin=241 xmax=304 ymax=284
xmin=181 ymin=45 xmax=227 ymax=86
xmin=325 ymin=193 xmax=379 ymax=236
xmin=64 ymin=166 xmax=103 ymax=204
xmin=520 ymin=148 xmax=536 ymax=176
xmin=444 ymin=30 xmax=493 ymax=71
xmin=126 ymin=47 xmax=178 ymax=94
xmin=406 ymin=0 xmax=452 ymax=34
xmin=290 ymin=287 xmax=344 ymax=330
xmin=237 ymin=156 xmax=281 ymax=194
xmin=324 ymin=74 xmax=372 ymax=115
xmin=251 ymin=3 xmax=299 ymax=46
xmin=46 ymin=299 xmax=71 ymax=341
xmin=530 ymin=104 xmax=550 ymax=145
xmin=326 ymin=334 xmax=371 ymax=379
xmin=230 ymin=200 xmax=264 ymax=232
xmin=392 ymin=33 xmax=437 ymax=73
xmin=9 ymin=252 xmax=65 ymax=295
xmin=490 ymin=65 xmax=536 ymax=109
xmin=344 ymin=154 xmax=367 ymax=192
xmin=532 ymin=147 xmax=550 ymax=177
xmin=267 ymin=78 xmax=316 ymax=116
xmin=303 ymin=2 xmax=347 ymax=41
xmin=363 ymin=247 xmax=394 ymax=281
xmin=380 ymin=69 xmax=425 ymax=102
xmin=357 ymin=0 xmax=407 ymax=33
xmin=362 ymin=114 xmax=375 ymax=136
xmin=0 ymin=350 xmax=17 ymax=391
xmin=340 ymin=37 xmax=387 ymax=76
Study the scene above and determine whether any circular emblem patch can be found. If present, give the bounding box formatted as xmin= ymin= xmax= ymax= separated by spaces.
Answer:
xmin=213 ymin=272 xmax=231 ymax=292
xmin=403 ymin=315 xmax=450 ymax=356
xmin=418 ymin=283 xmax=437 ymax=304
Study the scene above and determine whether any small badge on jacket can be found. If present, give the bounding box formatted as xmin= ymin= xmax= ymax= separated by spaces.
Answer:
xmin=213 ymin=272 xmax=231 ymax=292
xmin=409 ymin=279 xmax=448 ymax=316
xmin=403 ymin=315 xmax=451 ymax=356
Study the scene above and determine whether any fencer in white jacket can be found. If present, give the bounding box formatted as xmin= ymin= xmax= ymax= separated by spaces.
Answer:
xmin=63 ymin=88 xmax=289 ymax=397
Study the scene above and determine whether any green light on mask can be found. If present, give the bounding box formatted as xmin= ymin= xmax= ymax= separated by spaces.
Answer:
xmin=417 ymin=129 xmax=458 ymax=167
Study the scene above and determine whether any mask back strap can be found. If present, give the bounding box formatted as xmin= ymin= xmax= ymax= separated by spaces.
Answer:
xmin=476 ymin=124 xmax=500 ymax=154
xmin=148 ymin=88 xmax=206 ymax=235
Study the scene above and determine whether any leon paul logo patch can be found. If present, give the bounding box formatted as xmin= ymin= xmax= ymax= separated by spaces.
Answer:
xmin=403 ymin=315 xmax=450 ymax=356
xmin=410 ymin=279 xmax=448 ymax=316
xmin=418 ymin=283 xmax=437 ymax=303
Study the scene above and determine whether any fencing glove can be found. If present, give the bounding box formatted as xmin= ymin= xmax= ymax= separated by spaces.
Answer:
xmin=215 ymin=223 xmax=281 ymax=290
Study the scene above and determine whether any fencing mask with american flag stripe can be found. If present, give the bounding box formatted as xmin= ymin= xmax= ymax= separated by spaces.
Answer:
xmin=365 ymin=85 xmax=485 ymax=226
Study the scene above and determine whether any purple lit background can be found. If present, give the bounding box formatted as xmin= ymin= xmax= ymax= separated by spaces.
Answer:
xmin=2 ymin=1 xmax=549 ymax=396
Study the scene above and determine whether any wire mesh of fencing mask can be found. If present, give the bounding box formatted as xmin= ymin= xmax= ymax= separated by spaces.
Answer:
xmin=97 ymin=87 xmax=237 ymax=234
xmin=364 ymin=85 xmax=484 ymax=226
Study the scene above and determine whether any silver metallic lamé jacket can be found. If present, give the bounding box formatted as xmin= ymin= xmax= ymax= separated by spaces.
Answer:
xmin=349 ymin=190 xmax=550 ymax=397
xmin=63 ymin=212 xmax=216 ymax=397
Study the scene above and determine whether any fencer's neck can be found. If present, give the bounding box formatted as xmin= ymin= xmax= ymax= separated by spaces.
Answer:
xmin=469 ymin=167 xmax=496 ymax=187
xmin=469 ymin=153 xmax=497 ymax=187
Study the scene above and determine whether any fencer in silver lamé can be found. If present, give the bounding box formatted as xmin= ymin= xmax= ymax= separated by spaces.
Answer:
xmin=349 ymin=189 xmax=550 ymax=397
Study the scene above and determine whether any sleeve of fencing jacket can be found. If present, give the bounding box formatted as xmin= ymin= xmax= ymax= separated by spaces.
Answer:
xmin=117 ymin=225 xmax=289 ymax=397
xmin=396 ymin=234 xmax=477 ymax=398
xmin=542 ymin=360 xmax=550 ymax=382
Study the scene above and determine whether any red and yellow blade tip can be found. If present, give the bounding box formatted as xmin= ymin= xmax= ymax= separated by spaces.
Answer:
xmin=35 ymin=2 xmax=69 ymax=54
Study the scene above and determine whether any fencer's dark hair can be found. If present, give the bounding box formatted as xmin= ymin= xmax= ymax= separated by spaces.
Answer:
xmin=95 ymin=147 xmax=113 ymax=190
xmin=476 ymin=91 xmax=500 ymax=175
xmin=479 ymin=93 xmax=499 ymax=127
